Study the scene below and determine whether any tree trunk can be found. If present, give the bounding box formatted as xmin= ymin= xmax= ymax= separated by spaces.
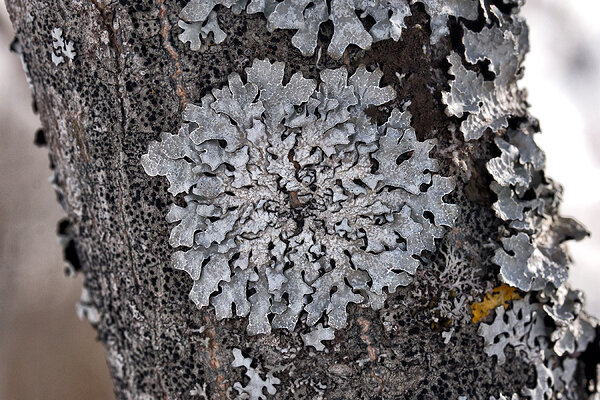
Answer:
xmin=5 ymin=0 xmax=599 ymax=399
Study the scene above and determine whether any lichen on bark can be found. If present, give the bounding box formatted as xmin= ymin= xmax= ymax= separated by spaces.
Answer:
xmin=5 ymin=0 xmax=599 ymax=398
xmin=142 ymin=59 xmax=459 ymax=335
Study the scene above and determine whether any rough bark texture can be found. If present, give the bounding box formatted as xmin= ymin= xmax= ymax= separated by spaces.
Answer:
xmin=5 ymin=1 xmax=598 ymax=399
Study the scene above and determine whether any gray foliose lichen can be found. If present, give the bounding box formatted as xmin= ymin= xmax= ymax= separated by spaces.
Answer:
xmin=436 ymin=3 xmax=600 ymax=398
xmin=232 ymin=348 xmax=281 ymax=399
xmin=142 ymin=59 xmax=458 ymax=335
xmin=478 ymin=71 xmax=596 ymax=400
xmin=442 ymin=16 xmax=529 ymax=141
xmin=176 ymin=0 xmax=481 ymax=58
xmin=479 ymin=293 xmax=596 ymax=400
xmin=487 ymin=129 xmax=589 ymax=292
xmin=476 ymin=129 xmax=599 ymax=399
xmin=143 ymin=0 xmax=598 ymax=397
xmin=479 ymin=71 xmax=596 ymax=400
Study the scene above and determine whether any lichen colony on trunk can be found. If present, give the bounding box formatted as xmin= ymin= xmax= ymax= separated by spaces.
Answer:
xmin=5 ymin=0 xmax=600 ymax=399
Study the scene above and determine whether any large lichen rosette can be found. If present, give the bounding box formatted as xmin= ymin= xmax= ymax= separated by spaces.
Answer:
xmin=142 ymin=59 xmax=459 ymax=335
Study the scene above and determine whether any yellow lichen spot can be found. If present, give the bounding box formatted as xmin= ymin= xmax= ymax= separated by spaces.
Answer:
xmin=470 ymin=284 xmax=520 ymax=323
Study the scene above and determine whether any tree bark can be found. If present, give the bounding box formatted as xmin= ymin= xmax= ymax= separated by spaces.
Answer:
xmin=5 ymin=1 xmax=599 ymax=399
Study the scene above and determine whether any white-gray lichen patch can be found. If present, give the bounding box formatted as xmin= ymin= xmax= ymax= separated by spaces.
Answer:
xmin=178 ymin=10 xmax=227 ymax=51
xmin=142 ymin=59 xmax=459 ymax=335
xmin=541 ymin=285 xmax=597 ymax=357
xmin=478 ymin=294 xmax=596 ymax=400
xmin=489 ymin=394 xmax=519 ymax=400
xmin=301 ymin=323 xmax=335 ymax=351
xmin=232 ymin=348 xmax=281 ymax=400
xmin=76 ymin=287 xmax=100 ymax=324
xmin=478 ymin=295 xmax=548 ymax=366
xmin=51 ymin=27 xmax=76 ymax=66
xmin=177 ymin=0 xmax=481 ymax=59
xmin=487 ymin=129 xmax=589 ymax=292
xmin=418 ymin=0 xmax=478 ymax=44
xmin=442 ymin=17 xmax=529 ymax=141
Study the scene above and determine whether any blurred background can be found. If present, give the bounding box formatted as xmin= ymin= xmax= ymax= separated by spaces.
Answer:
xmin=0 ymin=2 xmax=115 ymax=400
xmin=0 ymin=0 xmax=598 ymax=398
xmin=521 ymin=0 xmax=600 ymax=317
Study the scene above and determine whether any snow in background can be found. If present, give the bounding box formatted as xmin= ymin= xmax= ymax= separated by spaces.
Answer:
xmin=522 ymin=0 xmax=600 ymax=317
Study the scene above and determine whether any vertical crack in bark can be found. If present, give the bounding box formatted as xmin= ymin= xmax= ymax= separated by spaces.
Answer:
xmin=204 ymin=319 xmax=229 ymax=400
xmin=84 ymin=3 xmax=151 ymax=398
xmin=89 ymin=0 xmax=140 ymax=290
xmin=157 ymin=0 xmax=188 ymax=110
xmin=88 ymin=4 xmax=181 ymax=397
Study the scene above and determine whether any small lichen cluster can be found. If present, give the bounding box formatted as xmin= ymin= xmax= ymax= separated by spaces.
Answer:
xmin=470 ymin=284 xmax=520 ymax=323
xmin=478 ymin=295 xmax=547 ymax=366
xmin=76 ymin=287 xmax=100 ymax=325
xmin=142 ymin=59 xmax=458 ymax=335
xmin=479 ymin=294 xmax=596 ymax=399
xmin=442 ymin=16 xmax=529 ymax=141
xmin=489 ymin=394 xmax=519 ymax=400
xmin=301 ymin=323 xmax=335 ymax=351
xmin=177 ymin=0 xmax=481 ymax=58
xmin=541 ymin=285 xmax=596 ymax=358
xmin=232 ymin=348 xmax=281 ymax=400
xmin=432 ymin=243 xmax=485 ymax=324
xmin=51 ymin=27 xmax=75 ymax=66
xmin=419 ymin=0 xmax=478 ymax=44
xmin=178 ymin=11 xmax=226 ymax=52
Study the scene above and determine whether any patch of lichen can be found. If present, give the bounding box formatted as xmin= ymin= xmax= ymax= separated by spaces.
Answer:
xmin=10 ymin=0 xmax=540 ymax=397
xmin=471 ymin=284 xmax=521 ymax=323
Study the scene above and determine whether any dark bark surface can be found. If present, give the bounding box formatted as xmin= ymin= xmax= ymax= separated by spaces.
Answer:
xmin=5 ymin=1 xmax=595 ymax=399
